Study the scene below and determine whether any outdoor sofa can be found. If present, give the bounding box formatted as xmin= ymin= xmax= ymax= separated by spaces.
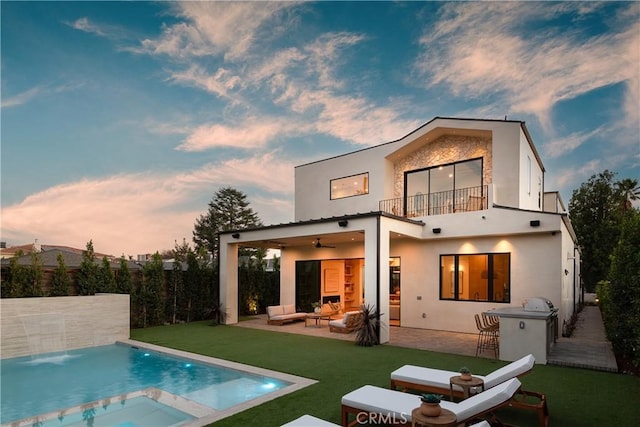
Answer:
xmin=266 ymin=304 xmax=307 ymax=325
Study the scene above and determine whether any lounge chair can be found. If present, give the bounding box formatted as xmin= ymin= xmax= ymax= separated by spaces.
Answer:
xmin=341 ymin=378 xmax=521 ymax=426
xmin=329 ymin=311 xmax=362 ymax=333
xmin=281 ymin=414 xmax=340 ymax=426
xmin=390 ymin=354 xmax=535 ymax=398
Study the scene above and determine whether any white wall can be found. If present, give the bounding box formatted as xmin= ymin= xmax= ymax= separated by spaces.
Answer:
xmin=519 ymin=129 xmax=544 ymax=211
xmin=1 ymin=294 xmax=130 ymax=359
xmin=392 ymin=233 xmax=563 ymax=334
xmin=294 ymin=143 xmax=397 ymax=221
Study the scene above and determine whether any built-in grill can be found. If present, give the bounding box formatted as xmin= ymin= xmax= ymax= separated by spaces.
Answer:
xmin=524 ymin=297 xmax=556 ymax=313
xmin=486 ymin=296 xmax=558 ymax=364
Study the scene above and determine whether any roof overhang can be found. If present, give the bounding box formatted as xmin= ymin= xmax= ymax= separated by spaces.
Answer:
xmin=220 ymin=212 xmax=424 ymax=250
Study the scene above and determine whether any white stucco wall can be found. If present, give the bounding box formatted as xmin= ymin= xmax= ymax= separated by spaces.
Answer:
xmin=294 ymin=144 xmax=398 ymax=221
xmin=1 ymin=294 xmax=130 ymax=359
xmin=391 ymin=232 xmax=563 ymax=334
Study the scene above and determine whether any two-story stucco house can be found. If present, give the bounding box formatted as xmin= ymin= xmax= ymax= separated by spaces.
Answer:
xmin=219 ymin=117 xmax=581 ymax=344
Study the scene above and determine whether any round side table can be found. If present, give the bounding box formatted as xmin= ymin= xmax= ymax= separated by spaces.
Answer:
xmin=449 ymin=375 xmax=485 ymax=400
xmin=411 ymin=407 xmax=456 ymax=427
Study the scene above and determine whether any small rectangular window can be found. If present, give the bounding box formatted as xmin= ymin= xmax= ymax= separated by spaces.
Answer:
xmin=330 ymin=173 xmax=369 ymax=200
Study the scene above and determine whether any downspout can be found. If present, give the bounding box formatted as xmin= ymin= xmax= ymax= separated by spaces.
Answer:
xmin=571 ymin=246 xmax=577 ymax=314
xmin=376 ymin=215 xmax=381 ymax=342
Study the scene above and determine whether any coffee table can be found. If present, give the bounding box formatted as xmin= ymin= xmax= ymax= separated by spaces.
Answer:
xmin=411 ymin=407 xmax=456 ymax=427
xmin=305 ymin=313 xmax=331 ymax=327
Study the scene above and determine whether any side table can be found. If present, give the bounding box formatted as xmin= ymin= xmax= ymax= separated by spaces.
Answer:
xmin=411 ymin=407 xmax=456 ymax=427
xmin=449 ymin=375 xmax=484 ymax=400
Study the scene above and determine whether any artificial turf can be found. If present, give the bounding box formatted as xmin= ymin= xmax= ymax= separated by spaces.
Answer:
xmin=130 ymin=321 xmax=639 ymax=426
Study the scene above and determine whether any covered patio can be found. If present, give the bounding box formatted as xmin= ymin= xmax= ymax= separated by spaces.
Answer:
xmin=233 ymin=314 xmax=482 ymax=358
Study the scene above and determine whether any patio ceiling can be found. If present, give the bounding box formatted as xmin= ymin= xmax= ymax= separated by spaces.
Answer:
xmin=233 ymin=230 xmax=415 ymax=250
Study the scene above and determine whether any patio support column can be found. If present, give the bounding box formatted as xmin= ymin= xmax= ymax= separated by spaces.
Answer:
xmin=219 ymin=238 xmax=238 ymax=324
xmin=377 ymin=217 xmax=391 ymax=344
xmin=362 ymin=216 xmax=390 ymax=344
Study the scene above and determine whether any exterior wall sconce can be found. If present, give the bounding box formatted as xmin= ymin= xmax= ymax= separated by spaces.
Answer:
xmin=338 ymin=220 xmax=348 ymax=227
xmin=432 ymin=228 xmax=441 ymax=234
xmin=231 ymin=233 xmax=240 ymax=239
xmin=530 ymin=220 xmax=540 ymax=227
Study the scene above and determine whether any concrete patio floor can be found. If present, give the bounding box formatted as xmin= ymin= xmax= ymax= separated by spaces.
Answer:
xmin=233 ymin=314 xmax=488 ymax=359
xmin=234 ymin=304 xmax=618 ymax=371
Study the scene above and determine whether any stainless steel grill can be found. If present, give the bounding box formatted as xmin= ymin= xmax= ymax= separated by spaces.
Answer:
xmin=524 ymin=297 xmax=555 ymax=312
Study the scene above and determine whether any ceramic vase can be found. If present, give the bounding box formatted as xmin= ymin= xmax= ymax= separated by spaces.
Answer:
xmin=420 ymin=402 xmax=441 ymax=417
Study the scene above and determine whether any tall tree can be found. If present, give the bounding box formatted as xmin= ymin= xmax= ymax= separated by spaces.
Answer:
xmin=22 ymin=250 xmax=44 ymax=297
xmin=77 ymin=240 xmax=98 ymax=295
xmin=568 ymin=171 xmax=624 ymax=292
xmin=606 ymin=210 xmax=640 ymax=367
xmin=2 ymin=250 xmax=25 ymax=297
xmin=193 ymin=187 xmax=263 ymax=259
xmin=51 ymin=253 xmax=71 ymax=296
xmin=139 ymin=253 xmax=164 ymax=327
xmin=616 ymin=178 xmax=640 ymax=211
xmin=115 ymin=257 xmax=133 ymax=294
xmin=97 ymin=257 xmax=117 ymax=293
xmin=168 ymin=238 xmax=190 ymax=323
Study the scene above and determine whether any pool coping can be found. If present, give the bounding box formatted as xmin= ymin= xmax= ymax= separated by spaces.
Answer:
xmin=121 ymin=339 xmax=318 ymax=426
xmin=2 ymin=340 xmax=317 ymax=427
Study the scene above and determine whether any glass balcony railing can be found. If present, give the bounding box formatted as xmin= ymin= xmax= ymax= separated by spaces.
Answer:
xmin=379 ymin=185 xmax=488 ymax=218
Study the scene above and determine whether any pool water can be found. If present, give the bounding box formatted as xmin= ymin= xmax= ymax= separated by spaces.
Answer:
xmin=1 ymin=343 xmax=291 ymax=425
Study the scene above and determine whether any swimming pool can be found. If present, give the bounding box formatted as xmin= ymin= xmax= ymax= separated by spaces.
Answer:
xmin=1 ymin=340 xmax=315 ymax=426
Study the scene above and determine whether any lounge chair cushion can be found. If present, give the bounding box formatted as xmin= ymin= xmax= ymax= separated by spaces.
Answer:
xmin=483 ymin=354 xmax=535 ymax=389
xmin=283 ymin=304 xmax=296 ymax=315
xmin=342 ymin=385 xmax=418 ymax=421
xmin=390 ymin=354 xmax=534 ymax=394
xmin=267 ymin=305 xmax=284 ymax=317
xmin=343 ymin=378 xmax=521 ymax=423
xmin=281 ymin=414 xmax=339 ymax=426
xmin=391 ymin=365 xmax=480 ymax=394
xmin=440 ymin=378 xmax=521 ymax=421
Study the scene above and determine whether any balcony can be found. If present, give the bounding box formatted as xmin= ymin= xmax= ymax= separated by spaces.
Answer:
xmin=380 ymin=185 xmax=488 ymax=218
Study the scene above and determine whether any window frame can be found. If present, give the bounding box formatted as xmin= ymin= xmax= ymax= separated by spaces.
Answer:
xmin=404 ymin=157 xmax=483 ymax=214
xmin=330 ymin=172 xmax=369 ymax=200
xmin=439 ymin=253 xmax=511 ymax=303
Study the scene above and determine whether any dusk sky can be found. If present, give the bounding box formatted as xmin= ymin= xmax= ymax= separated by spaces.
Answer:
xmin=1 ymin=1 xmax=638 ymax=257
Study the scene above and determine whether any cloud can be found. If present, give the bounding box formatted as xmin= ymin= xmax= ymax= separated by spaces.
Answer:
xmin=68 ymin=17 xmax=106 ymax=36
xmin=168 ymin=65 xmax=243 ymax=101
xmin=414 ymin=2 xmax=639 ymax=131
xmin=1 ymin=153 xmax=296 ymax=256
xmin=137 ymin=2 xmax=297 ymax=61
xmin=543 ymin=127 xmax=605 ymax=159
xmin=177 ymin=119 xmax=298 ymax=151
xmin=1 ymin=83 xmax=84 ymax=109
xmin=1 ymin=86 xmax=44 ymax=108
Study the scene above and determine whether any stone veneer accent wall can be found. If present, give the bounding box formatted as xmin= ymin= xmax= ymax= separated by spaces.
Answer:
xmin=394 ymin=135 xmax=492 ymax=197
xmin=1 ymin=294 xmax=130 ymax=359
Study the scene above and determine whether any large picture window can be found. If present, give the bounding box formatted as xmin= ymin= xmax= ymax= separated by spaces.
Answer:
xmin=330 ymin=172 xmax=369 ymax=200
xmin=405 ymin=158 xmax=483 ymax=215
xmin=440 ymin=253 xmax=510 ymax=302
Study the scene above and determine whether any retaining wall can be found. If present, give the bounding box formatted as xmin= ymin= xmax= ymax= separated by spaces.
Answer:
xmin=1 ymin=294 xmax=130 ymax=359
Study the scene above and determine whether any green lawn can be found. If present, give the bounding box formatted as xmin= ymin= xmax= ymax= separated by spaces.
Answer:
xmin=131 ymin=322 xmax=639 ymax=426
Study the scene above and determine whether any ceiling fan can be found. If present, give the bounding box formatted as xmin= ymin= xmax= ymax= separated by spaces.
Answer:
xmin=313 ymin=238 xmax=335 ymax=249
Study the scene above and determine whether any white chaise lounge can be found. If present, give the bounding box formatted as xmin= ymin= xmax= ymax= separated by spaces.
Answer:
xmin=341 ymin=378 xmax=521 ymax=426
xmin=281 ymin=415 xmax=340 ymax=426
xmin=390 ymin=354 xmax=535 ymax=398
